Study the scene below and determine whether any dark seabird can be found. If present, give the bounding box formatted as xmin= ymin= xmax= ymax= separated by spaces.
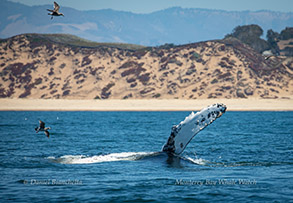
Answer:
xmin=47 ymin=2 xmax=64 ymax=19
xmin=35 ymin=120 xmax=51 ymax=138
xmin=265 ymin=55 xmax=274 ymax=60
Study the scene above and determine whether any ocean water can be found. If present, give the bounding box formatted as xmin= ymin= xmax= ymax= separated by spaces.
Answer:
xmin=0 ymin=110 xmax=292 ymax=202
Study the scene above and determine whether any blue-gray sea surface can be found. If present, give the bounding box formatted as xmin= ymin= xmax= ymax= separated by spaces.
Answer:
xmin=0 ymin=111 xmax=292 ymax=202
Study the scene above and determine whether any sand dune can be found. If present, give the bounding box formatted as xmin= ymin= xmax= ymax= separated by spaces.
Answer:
xmin=0 ymin=35 xmax=292 ymax=100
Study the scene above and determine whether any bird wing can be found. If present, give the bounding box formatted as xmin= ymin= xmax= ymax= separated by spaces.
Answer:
xmin=265 ymin=55 xmax=273 ymax=60
xmin=45 ymin=130 xmax=50 ymax=138
xmin=39 ymin=120 xmax=45 ymax=128
xmin=54 ymin=2 xmax=60 ymax=12
xmin=47 ymin=9 xmax=54 ymax=12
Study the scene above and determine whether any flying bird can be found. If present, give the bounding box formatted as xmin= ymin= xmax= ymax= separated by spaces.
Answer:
xmin=35 ymin=120 xmax=51 ymax=138
xmin=265 ymin=55 xmax=274 ymax=60
xmin=47 ymin=1 xmax=64 ymax=19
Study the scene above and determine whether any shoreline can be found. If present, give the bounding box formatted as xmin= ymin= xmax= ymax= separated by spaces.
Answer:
xmin=0 ymin=99 xmax=292 ymax=111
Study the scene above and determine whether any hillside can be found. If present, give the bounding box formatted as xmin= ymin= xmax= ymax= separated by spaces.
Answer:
xmin=15 ymin=33 xmax=145 ymax=50
xmin=0 ymin=34 xmax=292 ymax=99
xmin=1 ymin=0 xmax=293 ymax=46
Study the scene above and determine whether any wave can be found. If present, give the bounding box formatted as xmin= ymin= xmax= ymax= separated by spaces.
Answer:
xmin=46 ymin=151 xmax=210 ymax=166
xmin=182 ymin=156 xmax=210 ymax=165
xmin=47 ymin=152 xmax=160 ymax=164
xmin=48 ymin=152 xmax=282 ymax=168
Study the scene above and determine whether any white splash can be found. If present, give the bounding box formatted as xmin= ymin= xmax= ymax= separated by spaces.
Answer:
xmin=48 ymin=152 xmax=158 ymax=164
xmin=183 ymin=156 xmax=209 ymax=165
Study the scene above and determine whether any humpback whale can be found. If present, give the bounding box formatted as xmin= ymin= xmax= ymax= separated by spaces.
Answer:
xmin=35 ymin=120 xmax=51 ymax=138
xmin=47 ymin=2 xmax=64 ymax=19
xmin=162 ymin=103 xmax=227 ymax=155
xmin=50 ymin=104 xmax=227 ymax=164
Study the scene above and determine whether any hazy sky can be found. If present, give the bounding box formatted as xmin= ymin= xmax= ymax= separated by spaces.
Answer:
xmin=8 ymin=0 xmax=293 ymax=13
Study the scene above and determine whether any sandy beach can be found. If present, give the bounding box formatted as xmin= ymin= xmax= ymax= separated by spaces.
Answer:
xmin=0 ymin=99 xmax=292 ymax=111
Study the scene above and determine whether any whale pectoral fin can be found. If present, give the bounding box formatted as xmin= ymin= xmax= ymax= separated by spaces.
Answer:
xmin=162 ymin=130 xmax=176 ymax=154
xmin=162 ymin=103 xmax=227 ymax=155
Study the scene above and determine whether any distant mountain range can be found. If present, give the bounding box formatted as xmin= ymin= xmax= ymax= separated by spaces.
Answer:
xmin=1 ymin=0 xmax=293 ymax=46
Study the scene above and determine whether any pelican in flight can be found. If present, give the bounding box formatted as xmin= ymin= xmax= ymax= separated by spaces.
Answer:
xmin=47 ymin=2 xmax=64 ymax=19
xmin=35 ymin=120 xmax=51 ymax=138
